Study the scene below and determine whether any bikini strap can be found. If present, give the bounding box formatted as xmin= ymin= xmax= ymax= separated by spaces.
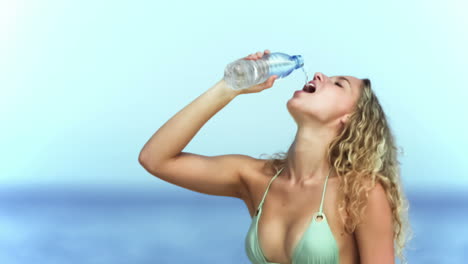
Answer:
xmin=256 ymin=167 xmax=285 ymax=215
xmin=318 ymin=168 xmax=333 ymax=214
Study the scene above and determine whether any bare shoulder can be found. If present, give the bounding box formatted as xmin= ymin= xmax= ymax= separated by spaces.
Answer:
xmin=239 ymin=156 xmax=273 ymax=181
xmin=238 ymin=157 xmax=275 ymax=200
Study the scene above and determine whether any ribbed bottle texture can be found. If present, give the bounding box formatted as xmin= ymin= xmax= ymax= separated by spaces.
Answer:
xmin=223 ymin=52 xmax=304 ymax=90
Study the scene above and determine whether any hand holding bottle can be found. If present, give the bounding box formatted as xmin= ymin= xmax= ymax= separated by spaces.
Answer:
xmin=228 ymin=50 xmax=279 ymax=95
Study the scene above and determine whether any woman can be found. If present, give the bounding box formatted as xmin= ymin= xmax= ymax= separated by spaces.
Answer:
xmin=139 ymin=50 xmax=412 ymax=264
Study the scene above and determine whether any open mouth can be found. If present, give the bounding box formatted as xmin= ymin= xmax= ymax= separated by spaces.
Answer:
xmin=303 ymin=84 xmax=316 ymax=93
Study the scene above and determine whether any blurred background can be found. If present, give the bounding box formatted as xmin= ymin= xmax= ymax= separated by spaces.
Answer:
xmin=1 ymin=0 xmax=467 ymax=263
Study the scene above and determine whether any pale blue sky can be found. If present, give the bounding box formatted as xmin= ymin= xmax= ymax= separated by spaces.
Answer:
xmin=1 ymin=0 xmax=467 ymax=191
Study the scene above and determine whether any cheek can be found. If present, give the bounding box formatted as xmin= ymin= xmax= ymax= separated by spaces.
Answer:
xmin=319 ymin=95 xmax=354 ymax=117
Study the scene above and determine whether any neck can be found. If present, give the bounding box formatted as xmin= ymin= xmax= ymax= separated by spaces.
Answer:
xmin=283 ymin=125 xmax=337 ymax=186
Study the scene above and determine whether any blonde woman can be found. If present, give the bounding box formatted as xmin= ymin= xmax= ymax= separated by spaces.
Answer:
xmin=139 ymin=49 xmax=412 ymax=264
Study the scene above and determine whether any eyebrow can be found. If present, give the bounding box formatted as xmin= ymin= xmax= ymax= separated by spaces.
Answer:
xmin=337 ymin=76 xmax=352 ymax=89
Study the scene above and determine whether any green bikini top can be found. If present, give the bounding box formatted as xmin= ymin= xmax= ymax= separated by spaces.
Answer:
xmin=245 ymin=167 xmax=339 ymax=264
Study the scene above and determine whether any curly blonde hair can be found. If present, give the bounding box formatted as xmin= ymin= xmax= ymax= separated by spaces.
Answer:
xmin=259 ymin=78 xmax=413 ymax=264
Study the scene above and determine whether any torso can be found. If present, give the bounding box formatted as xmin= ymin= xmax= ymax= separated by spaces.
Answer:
xmin=239 ymin=158 xmax=360 ymax=264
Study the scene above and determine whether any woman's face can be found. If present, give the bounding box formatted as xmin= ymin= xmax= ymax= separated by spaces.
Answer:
xmin=287 ymin=72 xmax=363 ymax=126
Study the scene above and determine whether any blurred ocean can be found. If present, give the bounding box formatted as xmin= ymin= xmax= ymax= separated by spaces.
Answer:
xmin=1 ymin=185 xmax=467 ymax=264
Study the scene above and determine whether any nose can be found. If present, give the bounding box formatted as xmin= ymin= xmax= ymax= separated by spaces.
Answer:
xmin=313 ymin=72 xmax=325 ymax=82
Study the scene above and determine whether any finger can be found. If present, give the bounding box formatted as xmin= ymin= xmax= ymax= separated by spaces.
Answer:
xmin=271 ymin=75 xmax=278 ymax=84
xmin=265 ymin=75 xmax=277 ymax=87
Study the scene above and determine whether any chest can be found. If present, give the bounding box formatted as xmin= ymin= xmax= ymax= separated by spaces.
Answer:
xmin=242 ymin=173 xmax=354 ymax=264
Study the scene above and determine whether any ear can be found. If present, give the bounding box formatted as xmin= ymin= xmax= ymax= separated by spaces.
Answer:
xmin=340 ymin=114 xmax=351 ymax=125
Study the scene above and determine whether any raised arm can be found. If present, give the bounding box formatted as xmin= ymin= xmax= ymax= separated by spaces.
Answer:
xmin=138 ymin=50 xmax=277 ymax=199
xmin=138 ymin=79 xmax=248 ymax=198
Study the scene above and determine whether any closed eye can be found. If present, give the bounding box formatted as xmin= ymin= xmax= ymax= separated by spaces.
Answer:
xmin=335 ymin=82 xmax=343 ymax=87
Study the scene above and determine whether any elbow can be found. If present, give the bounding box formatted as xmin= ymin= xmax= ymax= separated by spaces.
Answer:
xmin=138 ymin=152 xmax=164 ymax=173
xmin=138 ymin=151 xmax=151 ymax=168
xmin=138 ymin=150 xmax=178 ymax=172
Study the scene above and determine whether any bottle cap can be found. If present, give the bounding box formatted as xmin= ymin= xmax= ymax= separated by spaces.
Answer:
xmin=292 ymin=55 xmax=304 ymax=69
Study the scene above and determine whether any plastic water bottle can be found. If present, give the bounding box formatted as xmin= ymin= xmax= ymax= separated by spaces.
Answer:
xmin=223 ymin=52 xmax=304 ymax=90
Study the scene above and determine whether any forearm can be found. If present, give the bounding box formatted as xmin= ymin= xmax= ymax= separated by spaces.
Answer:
xmin=139 ymin=79 xmax=240 ymax=166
